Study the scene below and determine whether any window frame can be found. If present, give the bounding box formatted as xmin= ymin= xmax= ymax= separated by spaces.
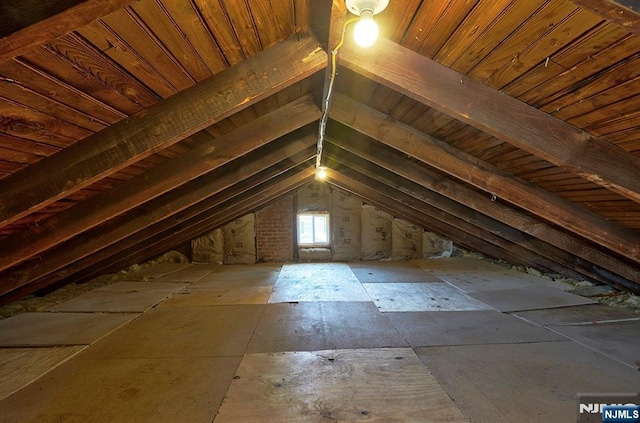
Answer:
xmin=296 ymin=212 xmax=330 ymax=247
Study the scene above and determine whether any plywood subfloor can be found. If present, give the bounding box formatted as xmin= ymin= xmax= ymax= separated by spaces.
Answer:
xmin=269 ymin=264 xmax=370 ymax=303
xmin=364 ymin=282 xmax=492 ymax=312
xmin=469 ymin=285 xmax=596 ymax=312
xmin=513 ymin=304 xmax=640 ymax=326
xmin=386 ymin=310 xmax=565 ymax=347
xmin=247 ymin=302 xmax=407 ymax=353
xmin=0 ymin=312 xmax=138 ymax=347
xmin=349 ymin=261 xmax=443 ymax=283
xmin=215 ymin=348 xmax=469 ymax=422
xmin=547 ymin=320 xmax=640 ymax=369
xmin=0 ymin=353 xmax=240 ymax=423
xmin=2 ymin=259 xmax=637 ymax=423
xmin=50 ymin=289 xmax=179 ymax=313
xmin=417 ymin=341 xmax=640 ymax=423
xmin=156 ymin=264 xmax=218 ymax=282
xmin=87 ymin=305 xmax=263 ymax=359
xmin=127 ymin=262 xmax=192 ymax=279
xmin=159 ymin=286 xmax=273 ymax=306
xmin=0 ymin=346 xmax=86 ymax=401
xmin=439 ymin=272 xmax=572 ymax=293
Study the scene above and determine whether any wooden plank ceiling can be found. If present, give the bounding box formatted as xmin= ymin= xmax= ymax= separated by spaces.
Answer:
xmin=1 ymin=0 xmax=640 ymax=303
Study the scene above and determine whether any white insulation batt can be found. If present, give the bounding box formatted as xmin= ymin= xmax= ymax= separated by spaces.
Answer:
xmin=392 ymin=218 xmax=423 ymax=260
xmin=361 ymin=205 xmax=392 ymax=261
xmin=296 ymin=181 xmax=331 ymax=211
xmin=223 ymin=214 xmax=256 ymax=264
xmin=191 ymin=228 xmax=224 ymax=264
xmin=331 ymin=190 xmax=363 ymax=262
xmin=423 ymin=231 xmax=454 ymax=259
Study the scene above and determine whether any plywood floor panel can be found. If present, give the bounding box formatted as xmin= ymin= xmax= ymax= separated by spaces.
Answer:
xmin=159 ymin=286 xmax=273 ymax=306
xmin=0 ymin=312 xmax=138 ymax=347
xmin=513 ymin=304 xmax=640 ymax=326
xmin=350 ymin=262 xmax=443 ymax=283
xmin=416 ymin=342 xmax=640 ymax=423
xmin=386 ymin=310 xmax=565 ymax=347
xmin=156 ymin=264 xmax=219 ymax=283
xmin=50 ymin=290 xmax=176 ymax=313
xmin=247 ymin=302 xmax=407 ymax=353
xmin=94 ymin=281 xmax=188 ymax=292
xmin=269 ymin=266 xmax=370 ymax=303
xmin=0 ymin=354 xmax=241 ymax=423
xmin=0 ymin=346 xmax=86 ymax=401
xmin=440 ymin=273 xmax=572 ymax=293
xmin=87 ymin=305 xmax=263 ymax=359
xmin=127 ymin=262 xmax=192 ymax=279
xmin=469 ymin=285 xmax=596 ymax=312
xmin=215 ymin=348 xmax=469 ymax=422
xmin=364 ymin=283 xmax=492 ymax=312
xmin=547 ymin=320 xmax=640 ymax=369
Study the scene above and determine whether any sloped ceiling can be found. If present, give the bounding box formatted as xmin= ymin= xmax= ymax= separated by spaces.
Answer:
xmin=1 ymin=0 xmax=640 ymax=303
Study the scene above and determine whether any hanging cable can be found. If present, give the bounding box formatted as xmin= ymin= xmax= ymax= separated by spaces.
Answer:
xmin=316 ymin=18 xmax=359 ymax=176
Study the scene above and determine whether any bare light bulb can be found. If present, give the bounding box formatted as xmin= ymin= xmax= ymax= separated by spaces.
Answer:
xmin=353 ymin=10 xmax=378 ymax=48
xmin=316 ymin=166 xmax=328 ymax=180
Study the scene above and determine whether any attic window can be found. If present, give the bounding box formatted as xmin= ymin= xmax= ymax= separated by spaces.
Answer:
xmin=297 ymin=213 xmax=330 ymax=246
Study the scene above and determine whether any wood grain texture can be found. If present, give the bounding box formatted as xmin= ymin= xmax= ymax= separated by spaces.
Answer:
xmin=0 ymin=33 xmax=326 ymax=229
xmin=330 ymin=93 xmax=640 ymax=265
xmin=0 ymin=0 xmax=135 ymax=63
xmin=0 ymin=95 xmax=320 ymax=272
xmin=327 ymin=138 xmax=640 ymax=291
xmin=0 ymin=138 xmax=316 ymax=298
xmin=340 ymin=39 xmax=640 ymax=204
xmin=571 ymin=0 xmax=640 ymax=37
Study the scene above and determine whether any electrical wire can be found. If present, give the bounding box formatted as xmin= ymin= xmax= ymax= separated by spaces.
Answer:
xmin=316 ymin=18 xmax=359 ymax=172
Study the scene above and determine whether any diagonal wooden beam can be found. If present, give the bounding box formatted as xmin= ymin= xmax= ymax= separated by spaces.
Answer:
xmin=570 ymin=0 xmax=640 ymax=38
xmin=329 ymin=93 xmax=640 ymax=265
xmin=0 ymin=95 xmax=320 ymax=273
xmin=327 ymin=171 xmax=542 ymax=269
xmin=0 ymin=32 xmax=326 ymax=229
xmin=93 ymin=165 xmax=314 ymax=281
xmin=3 ymin=161 xmax=315 ymax=304
xmin=0 ymin=134 xmax=316 ymax=297
xmin=325 ymin=152 xmax=586 ymax=279
xmin=326 ymin=138 xmax=640 ymax=291
xmin=0 ymin=0 xmax=135 ymax=63
xmin=339 ymin=37 xmax=640 ymax=204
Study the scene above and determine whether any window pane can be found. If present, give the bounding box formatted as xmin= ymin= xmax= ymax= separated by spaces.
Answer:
xmin=298 ymin=215 xmax=314 ymax=244
xmin=297 ymin=213 xmax=329 ymax=246
xmin=313 ymin=216 xmax=328 ymax=243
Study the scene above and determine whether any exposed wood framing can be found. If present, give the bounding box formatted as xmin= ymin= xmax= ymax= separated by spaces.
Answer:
xmin=0 ymin=135 xmax=316 ymax=298
xmin=329 ymin=93 xmax=640 ymax=265
xmin=326 ymin=138 xmax=640 ymax=292
xmin=0 ymin=95 xmax=321 ymax=272
xmin=327 ymin=172 xmax=542 ymax=269
xmin=0 ymin=33 xmax=326 ymax=229
xmin=571 ymin=0 xmax=640 ymax=37
xmin=339 ymin=38 xmax=640 ymax=204
xmin=0 ymin=0 xmax=136 ymax=62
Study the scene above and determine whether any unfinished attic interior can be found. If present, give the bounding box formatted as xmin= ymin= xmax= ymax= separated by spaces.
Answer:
xmin=1 ymin=0 xmax=640 ymax=421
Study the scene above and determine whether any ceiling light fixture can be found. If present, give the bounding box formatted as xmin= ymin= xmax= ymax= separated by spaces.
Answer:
xmin=314 ymin=0 xmax=389 ymax=180
xmin=346 ymin=0 xmax=389 ymax=47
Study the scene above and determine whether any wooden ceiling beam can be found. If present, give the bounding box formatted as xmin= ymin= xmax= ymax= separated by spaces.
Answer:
xmin=0 ymin=95 xmax=320 ymax=273
xmin=0 ymin=32 xmax=326 ymax=229
xmin=570 ymin=0 xmax=640 ymax=38
xmin=329 ymin=93 xmax=640 ymax=265
xmin=339 ymin=38 xmax=640 ymax=204
xmin=0 ymin=135 xmax=316 ymax=298
xmin=327 ymin=171 xmax=541 ymax=269
xmin=327 ymin=137 xmax=640 ymax=291
xmin=325 ymin=152 xmax=585 ymax=279
xmin=65 ymin=165 xmax=315 ymax=290
xmin=0 ymin=0 xmax=135 ymax=63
